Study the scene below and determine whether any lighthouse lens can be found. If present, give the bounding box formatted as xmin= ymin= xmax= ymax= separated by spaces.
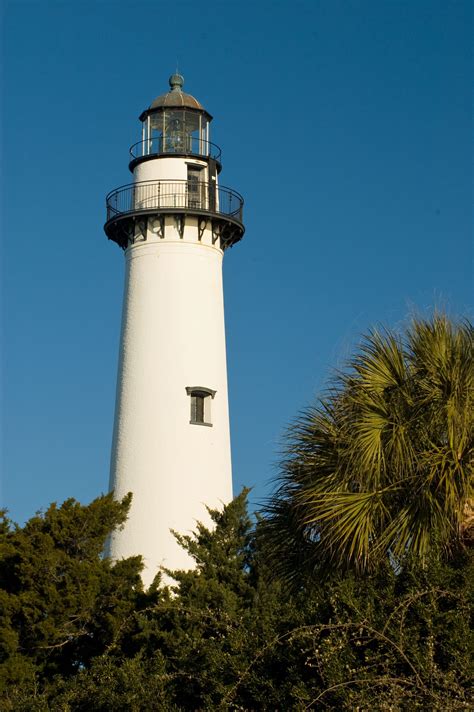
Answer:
xmin=163 ymin=110 xmax=186 ymax=152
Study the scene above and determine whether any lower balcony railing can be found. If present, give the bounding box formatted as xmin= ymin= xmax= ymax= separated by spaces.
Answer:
xmin=106 ymin=180 xmax=243 ymax=225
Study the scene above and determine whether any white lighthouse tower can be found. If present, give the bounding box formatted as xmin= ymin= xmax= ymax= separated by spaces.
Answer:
xmin=104 ymin=74 xmax=244 ymax=585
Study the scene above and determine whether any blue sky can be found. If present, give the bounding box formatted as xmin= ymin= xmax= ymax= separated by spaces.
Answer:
xmin=1 ymin=0 xmax=472 ymax=525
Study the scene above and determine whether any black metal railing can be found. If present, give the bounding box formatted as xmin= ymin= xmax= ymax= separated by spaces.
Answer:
xmin=106 ymin=180 xmax=243 ymax=224
xmin=129 ymin=137 xmax=222 ymax=162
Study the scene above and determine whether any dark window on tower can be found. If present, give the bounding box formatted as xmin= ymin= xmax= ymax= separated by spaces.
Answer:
xmin=191 ymin=392 xmax=205 ymax=423
xmin=187 ymin=165 xmax=204 ymax=208
xmin=186 ymin=387 xmax=216 ymax=426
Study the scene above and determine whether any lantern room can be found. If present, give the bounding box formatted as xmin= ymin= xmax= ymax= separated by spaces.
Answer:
xmin=129 ymin=74 xmax=221 ymax=167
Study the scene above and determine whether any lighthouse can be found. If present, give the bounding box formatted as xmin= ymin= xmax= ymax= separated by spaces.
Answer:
xmin=104 ymin=74 xmax=244 ymax=585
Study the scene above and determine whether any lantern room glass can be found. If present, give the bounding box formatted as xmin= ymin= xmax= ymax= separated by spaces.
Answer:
xmin=143 ymin=109 xmax=209 ymax=157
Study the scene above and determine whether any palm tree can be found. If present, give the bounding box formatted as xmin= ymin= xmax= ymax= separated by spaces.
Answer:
xmin=261 ymin=315 xmax=473 ymax=583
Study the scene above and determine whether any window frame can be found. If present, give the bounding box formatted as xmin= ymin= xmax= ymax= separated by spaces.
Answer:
xmin=185 ymin=386 xmax=216 ymax=427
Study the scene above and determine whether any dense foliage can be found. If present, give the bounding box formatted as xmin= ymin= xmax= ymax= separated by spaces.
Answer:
xmin=1 ymin=316 xmax=472 ymax=709
xmin=261 ymin=316 xmax=473 ymax=581
xmin=1 ymin=492 xmax=472 ymax=710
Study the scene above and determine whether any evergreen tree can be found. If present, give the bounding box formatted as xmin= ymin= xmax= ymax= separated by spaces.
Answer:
xmin=48 ymin=492 xmax=473 ymax=710
xmin=0 ymin=494 xmax=153 ymax=709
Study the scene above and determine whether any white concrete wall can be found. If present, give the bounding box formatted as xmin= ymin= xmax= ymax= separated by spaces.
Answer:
xmin=107 ymin=228 xmax=233 ymax=586
xmin=134 ymin=156 xmax=209 ymax=183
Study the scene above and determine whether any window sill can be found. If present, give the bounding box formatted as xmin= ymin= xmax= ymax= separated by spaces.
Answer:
xmin=189 ymin=420 xmax=213 ymax=427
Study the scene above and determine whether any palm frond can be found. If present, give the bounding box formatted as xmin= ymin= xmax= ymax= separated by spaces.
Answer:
xmin=261 ymin=315 xmax=474 ymax=585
